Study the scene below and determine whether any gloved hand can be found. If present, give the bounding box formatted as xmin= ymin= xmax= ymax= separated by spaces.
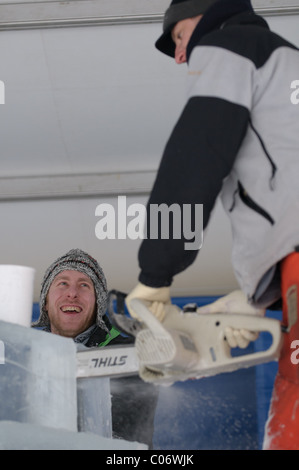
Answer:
xmin=195 ymin=290 xmax=265 ymax=349
xmin=126 ymin=283 xmax=186 ymax=385
xmin=125 ymin=282 xmax=171 ymax=322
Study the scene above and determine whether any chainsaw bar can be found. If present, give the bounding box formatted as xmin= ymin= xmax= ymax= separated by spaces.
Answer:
xmin=76 ymin=344 xmax=139 ymax=379
xmin=76 ymin=290 xmax=142 ymax=379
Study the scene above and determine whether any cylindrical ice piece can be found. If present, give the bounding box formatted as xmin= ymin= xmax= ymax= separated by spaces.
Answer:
xmin=0 ymin=265 xmax=35 ymax=327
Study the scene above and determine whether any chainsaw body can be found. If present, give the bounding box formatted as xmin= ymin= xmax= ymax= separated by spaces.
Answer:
xmin=131 ymin=299 xmax=282 ymax=384
xmin=76 ymin=290 xmax=283 ymax=384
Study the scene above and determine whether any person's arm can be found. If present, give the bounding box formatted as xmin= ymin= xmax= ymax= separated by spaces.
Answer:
xmin=138 ymin=94 xmax=249 ymax=288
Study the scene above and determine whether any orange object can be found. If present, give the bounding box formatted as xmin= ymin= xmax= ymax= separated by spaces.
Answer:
xmin=264 ymin=252 xmax=299 ymax=450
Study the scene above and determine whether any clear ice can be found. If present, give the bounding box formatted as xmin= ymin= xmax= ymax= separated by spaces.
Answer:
xmin=0 ymin=320 xmax=147 ymax=450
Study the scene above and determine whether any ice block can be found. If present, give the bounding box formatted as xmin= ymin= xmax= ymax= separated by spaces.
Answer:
xmin=0 ymin=421 xmax=147 ymax=450
xmin=0 ymin=321 xmax=147 ymax=449
xmin=77 ymin=377 xmax=112 ymax=438
xmin=0 ymin=320 xmax=77 ymax=431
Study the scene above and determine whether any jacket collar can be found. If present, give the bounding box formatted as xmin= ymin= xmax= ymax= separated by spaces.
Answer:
xmin=187 ymin=10 xmax=269 ymax=62
xmin=222 ymin=11 xmax=269 ymax=29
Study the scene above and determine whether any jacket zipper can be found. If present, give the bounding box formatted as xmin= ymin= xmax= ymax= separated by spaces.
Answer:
xmin=237 ymin=181 xmax=275 ymax=225
xmin=249 ymin=117 xmax=277 ymax=190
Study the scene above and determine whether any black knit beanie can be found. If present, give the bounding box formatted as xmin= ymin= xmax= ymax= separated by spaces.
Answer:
xmin=33 ymin=249 xmax=108 ymax=332
xmin=155 ymin=0 xmax=254 ymax=57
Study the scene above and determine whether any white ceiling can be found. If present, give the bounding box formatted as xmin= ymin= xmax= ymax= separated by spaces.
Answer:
xmin=0 ymin=5 xmax=298 ymax=303
xmin=0 ymin=22 xmax=183 ymax=177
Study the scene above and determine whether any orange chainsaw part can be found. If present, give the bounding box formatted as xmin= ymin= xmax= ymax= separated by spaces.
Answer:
xmin=264 ymin=252 xmax=299 ymax=450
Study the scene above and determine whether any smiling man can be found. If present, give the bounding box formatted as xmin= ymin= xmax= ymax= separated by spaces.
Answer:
xmin=33 ymin=249 xmax=158 ymax=448
xmin=34 ymin=248 xmax=113 ymax=345
xmin=45 ymin=270 xmax=99 ymax=338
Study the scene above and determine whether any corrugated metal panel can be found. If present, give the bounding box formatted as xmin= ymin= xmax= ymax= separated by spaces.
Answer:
xmin=0 ymin=171 xmax=156 ymax=201
xmin=0 ymin=0 xmax=298 ymax=31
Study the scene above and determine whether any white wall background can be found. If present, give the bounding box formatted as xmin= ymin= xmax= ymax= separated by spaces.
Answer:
xmin=0 ymin=3 xmax=298 ymax=303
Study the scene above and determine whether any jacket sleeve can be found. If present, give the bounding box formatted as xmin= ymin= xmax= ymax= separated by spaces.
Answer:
xmin=138 ymin=95 xmax=250 ymax=288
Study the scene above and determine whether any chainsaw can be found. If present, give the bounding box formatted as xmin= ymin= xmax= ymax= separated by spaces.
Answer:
xmin=76 ymin=290 xmax=141 ymax=380
xmin=76 ymin=290 xmax=283 ymax=385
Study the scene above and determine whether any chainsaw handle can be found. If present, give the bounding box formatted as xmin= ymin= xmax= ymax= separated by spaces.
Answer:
xmin=129 ymin=298 xmax=168 ymax=336
xmin=213 ymin=314 xmax=283 ymax=366
xmin=162 ymin=310 xmax=283 ymax=374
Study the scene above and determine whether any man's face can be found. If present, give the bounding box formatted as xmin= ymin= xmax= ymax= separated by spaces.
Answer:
xmin=45 ymin=270 xmax=97 ymax=338
xmin=171 ymin=15 xmax=203 ymax=64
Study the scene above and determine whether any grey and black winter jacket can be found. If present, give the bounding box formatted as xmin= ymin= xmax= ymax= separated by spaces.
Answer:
xmin=138 ymin=7 xmax=299 ymax=308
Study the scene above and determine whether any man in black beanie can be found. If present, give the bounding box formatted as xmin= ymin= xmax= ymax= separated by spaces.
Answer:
xmin=126 ymin=0 xmax=299 ymax=450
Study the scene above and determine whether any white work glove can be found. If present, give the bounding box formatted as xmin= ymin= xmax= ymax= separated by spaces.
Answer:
xmin=125 ymin=282 xmax=171 ymax=322
xmin=126 ymin=283 xmax=184 ymax=385
xmin=195 ymin=290 xmax=265 ymax=349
